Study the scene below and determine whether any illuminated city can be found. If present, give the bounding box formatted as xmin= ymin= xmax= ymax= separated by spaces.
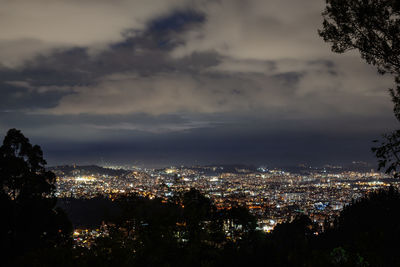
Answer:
xmin=52 ymin=163 xmax=398 ymax=247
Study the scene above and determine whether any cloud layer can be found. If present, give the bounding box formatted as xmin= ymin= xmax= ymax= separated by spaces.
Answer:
xmin=0 ymin=0 xmax=189 ymax=67
xmin=0 ymin=0 xmax=397 ymax=166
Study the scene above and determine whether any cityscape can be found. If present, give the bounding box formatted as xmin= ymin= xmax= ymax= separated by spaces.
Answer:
xmin=52 ymin=163 xmax=397 ymax=247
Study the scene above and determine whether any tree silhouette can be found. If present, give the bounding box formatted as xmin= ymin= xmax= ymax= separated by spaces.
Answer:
xmin=319 ymin=0 xmax=400 ymax=176
xmin=222 ymin=204 xmax=257 ymax=242
xmin=181 ymin=188 xmax=216 ymax=243
xmin=372 ymin=130 xmax=400 ymax=177
xmin=0 ymin=129 xmax=72 ymax=263
xmin=319 ymin=186 xmax=400 ymax=266
xmin=319 ymin=0 xmax=400 ymax=79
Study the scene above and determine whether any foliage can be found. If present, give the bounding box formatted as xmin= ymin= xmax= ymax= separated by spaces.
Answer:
xmin=319 ymin=0 xmax=400 ymax=78
xmin=66 ymin=187 xmax=400 ymax=267
xmin=72 ymin=188 xmax=261 ymax=266
xmin=320 ymin=4 xmax=400 ymax=263
xmin=372 ymin=130 xmax=400 ymax=177
xmin=0 ymin=129 xmax=72 ymax=264
xmin=323 ymin=186 xmax=400 ymax=266
xmin=319 ymin=0 xmax=400 ymax=175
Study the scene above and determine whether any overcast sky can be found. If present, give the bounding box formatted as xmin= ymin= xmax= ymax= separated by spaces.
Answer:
xmin=0 ymin=0 xmax=397 ymax=167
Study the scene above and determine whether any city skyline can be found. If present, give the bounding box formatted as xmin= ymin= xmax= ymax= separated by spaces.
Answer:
xmin=0 ymin=0 xmax=397 ymax=167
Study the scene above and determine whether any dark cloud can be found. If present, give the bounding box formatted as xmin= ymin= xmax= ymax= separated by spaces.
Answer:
xmin=148 ymin=9 xmax=205 ymax=34
xmin=0 ymin=82 xmax=70 ymax=110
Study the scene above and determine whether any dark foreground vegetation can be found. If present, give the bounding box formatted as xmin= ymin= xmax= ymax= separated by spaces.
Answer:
xmin=1 ymin=0 xmax=400 ymax=265
xmin=1 ymin=129 xmax=400 ymax=267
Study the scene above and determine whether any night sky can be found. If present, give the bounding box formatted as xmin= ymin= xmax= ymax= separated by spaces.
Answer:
xmin=0 ymin=0 xmax=397 ymax=167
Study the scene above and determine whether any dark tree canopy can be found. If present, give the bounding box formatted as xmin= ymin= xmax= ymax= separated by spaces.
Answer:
xmin=0 ymin=129 xmax=72 ymax=264
xmin=319 ymin=0 xmax=400 ymax=176
xmin=321 ymin=186 xmax=400 ymax=266
xmin=372 ymin=129 xmax=400 ymax=177
xmin=319 ymin=0 xmax=400 ymax=78
xmin=0 ymin=128 xmax=56 ymax=201
xmin=319 ymin=0 xmax=400 ymax=117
